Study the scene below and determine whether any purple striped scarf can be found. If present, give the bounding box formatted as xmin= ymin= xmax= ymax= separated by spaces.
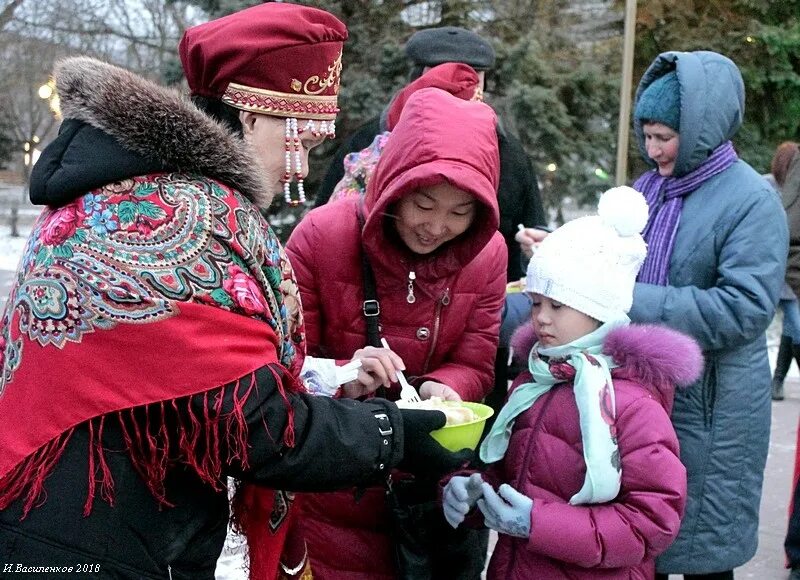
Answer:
xmin=634 ymin=141 xmax=738 ymax=285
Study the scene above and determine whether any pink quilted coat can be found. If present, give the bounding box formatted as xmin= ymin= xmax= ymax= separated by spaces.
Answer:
xmin=480 ymin=323 xmax=701 ymax=580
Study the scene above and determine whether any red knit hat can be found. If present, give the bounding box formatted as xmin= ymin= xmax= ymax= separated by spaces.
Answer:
xmin=386 ymin=63 xmax=481 ymax=131
xmin=179 ymin=3 xmax=348 ymax=206
xmin=179 ymin=3 xmax=347 ymax=122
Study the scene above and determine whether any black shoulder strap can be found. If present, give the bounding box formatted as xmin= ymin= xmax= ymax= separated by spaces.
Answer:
xmin=357 ymin=201 xmax=381 ymax=348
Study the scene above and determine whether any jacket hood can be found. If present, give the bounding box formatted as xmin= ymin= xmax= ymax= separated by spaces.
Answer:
xmin=634 ymin=51 xmax=744 ymax=177
xmin=385 ymin=63 xmax=480 ymax=131
xmin=361 ymin=87 xmax=500 ymax=280
xmin=510 ymin=322 xmax=703 ymax=403
xmin=33 ymin=56 xmax=272 ymax=208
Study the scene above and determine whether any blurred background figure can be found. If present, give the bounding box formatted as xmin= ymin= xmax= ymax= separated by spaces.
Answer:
xmin=773 ymin=140 xmax=800 ymax=580
xmin=768 ymin=141 xmax=800 ymax=401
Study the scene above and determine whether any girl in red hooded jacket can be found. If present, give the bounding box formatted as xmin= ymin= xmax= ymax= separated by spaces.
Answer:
xmin=285 ymin=87 xmax=506 ymax=579
xmin=444 ymin=186 xmax=701 ymax=580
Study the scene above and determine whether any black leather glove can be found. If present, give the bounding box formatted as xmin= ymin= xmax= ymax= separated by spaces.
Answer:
xmin=397 ymin=408 xmax=475 ymax=479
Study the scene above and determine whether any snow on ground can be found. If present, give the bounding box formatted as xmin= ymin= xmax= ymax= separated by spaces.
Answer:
xmin=0 ymin=225 xmax=29 ymax=272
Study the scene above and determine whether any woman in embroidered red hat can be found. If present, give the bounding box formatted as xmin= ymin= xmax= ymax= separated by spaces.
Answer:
xmin=285 ymin=87 xmax=506 ymax=579
xmin=0 ymin=4 xmax=464 ymax=580
xmin=178 ymin=2 xmax=346 ymax=207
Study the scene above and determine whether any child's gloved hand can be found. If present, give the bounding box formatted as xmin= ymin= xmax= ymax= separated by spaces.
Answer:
xmin=477 ymin=482 xmax=533 ymax=539
xmin=443 ymin=473 xmax=484 ymax=528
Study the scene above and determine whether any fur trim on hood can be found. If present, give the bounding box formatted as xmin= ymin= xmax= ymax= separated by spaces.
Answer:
xmin=510 ymin=322 xmax=703 ymax=396
xmin=54 ymin=56 xmax=273 ymax=208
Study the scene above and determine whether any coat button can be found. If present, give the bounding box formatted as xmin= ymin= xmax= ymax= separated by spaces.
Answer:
xmin=416 ymin=327 xmax=430 ymax=340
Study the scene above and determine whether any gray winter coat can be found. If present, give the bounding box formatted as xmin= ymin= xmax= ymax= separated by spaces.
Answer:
xmin=629 ymin=51 xmax=788 ymax=574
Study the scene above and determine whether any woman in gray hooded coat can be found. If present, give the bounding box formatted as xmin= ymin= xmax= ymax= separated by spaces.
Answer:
xmin=629 ymin=50 xmax=788 ymax=579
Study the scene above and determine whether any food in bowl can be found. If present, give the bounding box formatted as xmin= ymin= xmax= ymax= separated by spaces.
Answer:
xmin=395 ymin=397 xmax=494 ymax=451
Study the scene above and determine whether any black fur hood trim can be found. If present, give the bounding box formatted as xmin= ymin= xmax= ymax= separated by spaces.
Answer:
xmin=52 ymin=56 xmax=272 ymax=208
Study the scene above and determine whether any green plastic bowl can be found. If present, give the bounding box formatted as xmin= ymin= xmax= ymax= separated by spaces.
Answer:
xmin=430 ymin=402 xmax=494 ymax=452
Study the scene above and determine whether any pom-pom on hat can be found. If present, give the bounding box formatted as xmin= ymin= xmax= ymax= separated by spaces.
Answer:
xmin=179 ymin=3 xmax=347 ymax=122
xmin=634 ymin=70 xmax=681 ymax=131
xmin=404 ymin=26 xmax=495 ymax=71
xmin=526 ymin=186 xmax=649 ymax=322
xmin=386 ymin=63 xmax=482 ymax=131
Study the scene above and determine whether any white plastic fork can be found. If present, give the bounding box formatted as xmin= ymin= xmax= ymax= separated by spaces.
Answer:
xmin=380 ymin=338 xmax=420 ymax=403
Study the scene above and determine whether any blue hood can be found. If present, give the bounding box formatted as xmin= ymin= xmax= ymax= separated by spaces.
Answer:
xmin=634 ymin=51 xmax=745 ymax=177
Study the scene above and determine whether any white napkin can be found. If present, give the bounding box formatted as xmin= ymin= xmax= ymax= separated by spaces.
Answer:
xmin=300 ymin=356 xmax=362 ymax=396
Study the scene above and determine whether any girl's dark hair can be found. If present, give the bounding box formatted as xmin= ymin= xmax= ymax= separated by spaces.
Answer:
xmin=191 ymin=95 xmax=244 ymax=137
xmin=771 ymin=141 xmax=800 ymax=188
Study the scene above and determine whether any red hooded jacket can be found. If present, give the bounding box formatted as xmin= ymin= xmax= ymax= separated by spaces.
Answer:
xmin=286 ymin=88 xmax=507 ymax=578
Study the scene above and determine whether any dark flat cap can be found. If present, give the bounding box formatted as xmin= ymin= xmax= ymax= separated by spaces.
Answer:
xmin=404 ymin=26 xmax=495 ymax=71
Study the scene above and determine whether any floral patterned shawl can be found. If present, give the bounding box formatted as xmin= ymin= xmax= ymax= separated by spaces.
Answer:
xmin=0 ymin=173 xmax=305 ymax=572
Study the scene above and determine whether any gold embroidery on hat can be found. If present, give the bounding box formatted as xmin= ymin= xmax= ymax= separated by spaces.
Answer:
xmin=223 ymin=83 xmax=339 ymax=121
xmin=290 ymin=50 xmax=343 ymax=96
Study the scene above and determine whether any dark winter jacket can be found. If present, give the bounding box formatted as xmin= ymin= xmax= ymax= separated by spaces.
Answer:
xmin=630 ymin=51 xmax=788 ymax=574
xmin=0 ymin=58 xmax=403 ymax=579
xmin=781 ymin=151 xmax=800 ymax=298
xmin=286 ymin=88 xmax=506 ymax=579
xmin=480 ymin=323 xmax=701 ymax=580
xmin=315 ymin=116 xmax=546 ymax=280
xmin=0 ymin=372 xmax=399 ymax=579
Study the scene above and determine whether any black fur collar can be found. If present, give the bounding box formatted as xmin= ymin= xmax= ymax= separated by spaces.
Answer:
xmin=53 ymin=56 xmax=273 ymax=208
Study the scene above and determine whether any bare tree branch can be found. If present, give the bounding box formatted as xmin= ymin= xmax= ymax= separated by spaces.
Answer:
xmin=13 ymin=16 xmax=169 ymax=50
xmin=0 ymin=0 xmax=26 ymax=31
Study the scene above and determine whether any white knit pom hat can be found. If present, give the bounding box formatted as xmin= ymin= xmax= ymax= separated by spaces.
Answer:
xmin=526 ymin=186 xmax=649 ymax=322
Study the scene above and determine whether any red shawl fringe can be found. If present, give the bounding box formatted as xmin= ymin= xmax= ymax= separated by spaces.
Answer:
xmin=0 ymin=366 xmax=299 ymax=519
xmin=231 ymin=366 xmax=306 ymax=580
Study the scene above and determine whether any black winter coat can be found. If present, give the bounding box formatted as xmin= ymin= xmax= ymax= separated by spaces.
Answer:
xmin=0 ymin=367 xmax=400 ymax=579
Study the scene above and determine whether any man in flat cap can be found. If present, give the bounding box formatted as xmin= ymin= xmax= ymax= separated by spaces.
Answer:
xmin=0 ymin=5 xmax=465 ymax=579
xmin=404 ymin=26 xmax=496 ymax=79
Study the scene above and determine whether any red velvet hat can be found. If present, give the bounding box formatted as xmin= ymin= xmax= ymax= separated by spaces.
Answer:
xmin=179 ymin=3 xmax=347 ymax=121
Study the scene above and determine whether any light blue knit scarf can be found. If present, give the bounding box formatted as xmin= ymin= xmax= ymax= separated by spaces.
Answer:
xmin=479 ymin=317 xmax=628 ymax=505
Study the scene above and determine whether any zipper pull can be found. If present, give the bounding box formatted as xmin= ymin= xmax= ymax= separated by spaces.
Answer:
xmin=168 ymin=565 xmax=173 ymax=580
xmin=441 ymin=288 xmax=450 ymax=306
xmin=406 ymin=270 xmax=416 ymax=304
